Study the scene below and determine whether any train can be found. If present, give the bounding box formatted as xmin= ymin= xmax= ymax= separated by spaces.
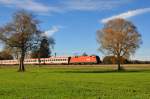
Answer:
xmin=0 ymin=56 xmax=101 ymax=65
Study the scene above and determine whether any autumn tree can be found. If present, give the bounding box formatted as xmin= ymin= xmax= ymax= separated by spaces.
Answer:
xmin=0 ymin=10 xmax=42 ymax=71
xmin=97 ymin=18 xmax=142 ymax=70
xmin=103 ymin=56 xmax=128 ymax=64
xmin=1 ymin=45 xmax=20 ymax=59
xmin=0 ymin=49 xmax=13 ymax=60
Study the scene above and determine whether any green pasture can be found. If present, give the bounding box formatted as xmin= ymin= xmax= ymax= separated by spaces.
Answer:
xmin=0 ymin=65 xmax=150 ymax=99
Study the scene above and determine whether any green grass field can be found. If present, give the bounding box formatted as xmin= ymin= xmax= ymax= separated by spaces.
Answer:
xmin=0 ymin=64 xmax=150 ymax=99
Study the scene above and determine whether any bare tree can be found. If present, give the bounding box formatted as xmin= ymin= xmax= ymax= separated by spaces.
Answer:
xmin=97 ymin=18 xmax=142 ymax=70
xmin=0 ymin=10 xmax=42 ymax=72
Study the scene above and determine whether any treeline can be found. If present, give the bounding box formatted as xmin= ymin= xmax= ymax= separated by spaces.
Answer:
xmin=1 ymin=50 xmax=149 ymax=64
xmin=102 ymin=56 xmax=150 ymax=64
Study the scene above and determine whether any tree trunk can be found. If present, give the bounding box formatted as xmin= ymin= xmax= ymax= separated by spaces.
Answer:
xmin=117 ymin=55 xmax=121 ymax=71
xmin=18 ymin=49 xmax=25 ymax=72
xmin=38 ymin=51 xmax=41 ymax=67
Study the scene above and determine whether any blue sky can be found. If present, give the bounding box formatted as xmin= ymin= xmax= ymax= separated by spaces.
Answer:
xmin=0 ymin=0 xmax=150 ymax=60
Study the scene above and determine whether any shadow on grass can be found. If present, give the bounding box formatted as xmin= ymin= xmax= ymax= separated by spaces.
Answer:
xmin=57 ymin=69 xmax=150 ymax=73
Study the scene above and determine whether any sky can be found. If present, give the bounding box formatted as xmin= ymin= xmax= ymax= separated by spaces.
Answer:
xmin=0 ymin=0 xmax=150 ymax=60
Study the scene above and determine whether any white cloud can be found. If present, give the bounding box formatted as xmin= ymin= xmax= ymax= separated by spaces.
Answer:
xmin=0 ymin=0 xmax=131 ymax=15
xmin=61 ymin=0 xmax=129 ymax=11
xmin=0 ymin=0 xmax=13 ymax=4
xmin=0 ymin=0 xmax=60 ymax=14
xmin=44 ymin=26 xmax=61 ymax=37
xmin=59 ymin=0 xmax=132 ymax=13
xmin=101 ymin=8 xmax=150 ymax=23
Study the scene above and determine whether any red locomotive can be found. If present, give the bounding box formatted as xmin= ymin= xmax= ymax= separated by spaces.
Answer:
xmin=69 ymin=56 xmax=100 ymax=64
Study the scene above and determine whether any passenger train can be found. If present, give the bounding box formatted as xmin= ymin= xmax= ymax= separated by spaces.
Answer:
xmin=0 ymin=56 xmax=101 ymax=65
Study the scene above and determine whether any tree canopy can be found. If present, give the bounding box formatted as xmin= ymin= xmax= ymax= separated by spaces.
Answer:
xmin=97 ymin=18 xmax=142 ymax=70
xmin=0 ymin=10 xmax=43 ymax=71
xmin=31 ymin=36 xmax=55 ymax=58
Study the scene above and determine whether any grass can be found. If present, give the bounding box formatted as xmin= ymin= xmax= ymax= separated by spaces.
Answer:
xmin=0 ymin=64 xmax=150 ymax=99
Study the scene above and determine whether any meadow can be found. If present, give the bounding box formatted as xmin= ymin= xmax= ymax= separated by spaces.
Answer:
xmin=0 ymin=64 xmax=150 ymax=99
